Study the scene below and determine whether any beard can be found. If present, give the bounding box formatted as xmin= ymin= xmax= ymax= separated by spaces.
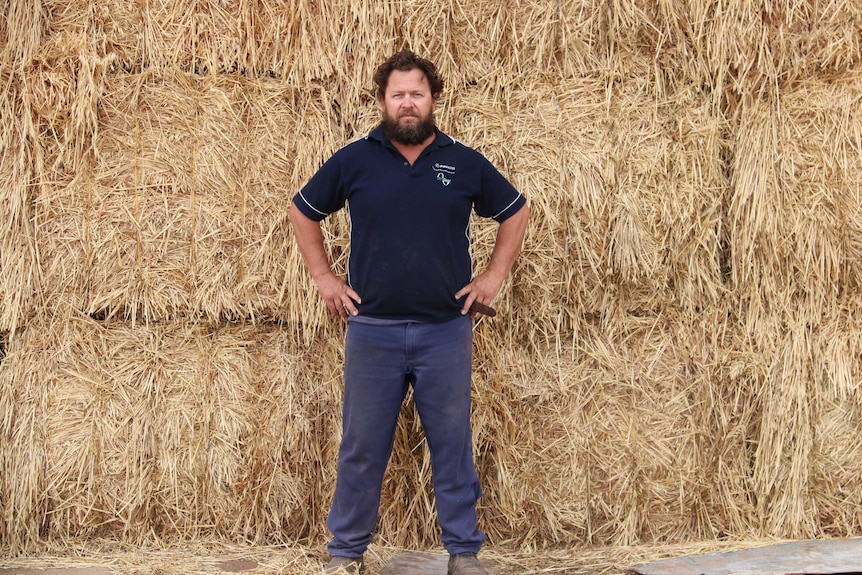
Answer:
xmin=381 ymin=109 xmax=436 ymax=145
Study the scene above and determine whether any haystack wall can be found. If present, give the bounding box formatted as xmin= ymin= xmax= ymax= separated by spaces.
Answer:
xmin=1 ymin=0 xmax=861 ymax=552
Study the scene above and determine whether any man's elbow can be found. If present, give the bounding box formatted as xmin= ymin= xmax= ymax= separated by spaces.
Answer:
xmin=511 ymin=202 xmax=530 ymax=229
xmin=288 ymin=201 xmax=306 ymax=226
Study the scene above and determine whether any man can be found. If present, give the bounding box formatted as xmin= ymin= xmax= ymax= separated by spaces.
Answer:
xmin=289 ymin=50 xmax=529 ymax=575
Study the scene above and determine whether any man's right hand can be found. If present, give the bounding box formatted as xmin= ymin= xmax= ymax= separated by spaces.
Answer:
xmin=289 ymin=203 xmax=362 ymax=320
xmin=314 ymin=271 xmax=361 ymax=319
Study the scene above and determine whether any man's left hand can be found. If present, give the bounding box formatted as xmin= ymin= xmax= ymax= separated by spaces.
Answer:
xmin=456 ymin=269 xmax=505 ymax=318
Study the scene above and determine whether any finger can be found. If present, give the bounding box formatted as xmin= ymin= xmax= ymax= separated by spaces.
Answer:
xmin=342 ymin=299 xmax=358 ymax=317
xmin=327 ymin=300 xmax=343 ymax=318
xmin=346 ymin=288 xmax=362 ymax=305
xmin=460 ymin=294 xmax=477 ymax=316
xmin=340 ymin=290 xmax=362 ymax=315
xmin=328 ymin=293 xmax=350 ymax=318
xmin=454 ymin=284 xmax=471 ymax=301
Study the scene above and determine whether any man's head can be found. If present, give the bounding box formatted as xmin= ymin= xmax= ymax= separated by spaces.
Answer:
xmin=374 ymin=50 xmax=444 ymax=146
xmin=373 ymin=50 xmax=444 ymax=99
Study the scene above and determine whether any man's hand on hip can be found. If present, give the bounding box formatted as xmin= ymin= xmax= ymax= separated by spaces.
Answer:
xmin=314 ymin=271 xmax=361 ymax=319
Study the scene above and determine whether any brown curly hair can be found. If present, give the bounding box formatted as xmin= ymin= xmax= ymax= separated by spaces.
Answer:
xmin=373 ymin=50 xmax=444 ymax=99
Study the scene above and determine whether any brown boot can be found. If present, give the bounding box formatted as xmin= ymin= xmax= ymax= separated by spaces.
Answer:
xmin=447 ymin=553 xmax=488 ymax=575
xmin=324 ymin=555 xmax=365 ymax=574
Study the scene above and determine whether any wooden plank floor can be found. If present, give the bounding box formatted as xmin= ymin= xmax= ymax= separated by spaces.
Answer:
xmin=629 ymin=537 xmax=862 ymax=575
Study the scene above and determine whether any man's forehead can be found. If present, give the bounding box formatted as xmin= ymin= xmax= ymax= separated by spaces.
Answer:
xmin=386 ymin=68 xmax=430 ymax=90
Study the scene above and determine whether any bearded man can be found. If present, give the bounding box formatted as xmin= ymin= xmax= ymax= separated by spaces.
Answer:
xmin=289 ymin=50 xmax=529 ymax=575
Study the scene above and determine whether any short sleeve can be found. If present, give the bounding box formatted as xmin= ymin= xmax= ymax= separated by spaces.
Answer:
xmin=292 ymin=153 xmax=348 ymax=222
xmin=473 ymin=156 xmax=526 ymax=222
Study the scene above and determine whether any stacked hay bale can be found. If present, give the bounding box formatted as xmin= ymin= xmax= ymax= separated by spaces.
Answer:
xmin=1 ymin=0 xmax=861 ymax=556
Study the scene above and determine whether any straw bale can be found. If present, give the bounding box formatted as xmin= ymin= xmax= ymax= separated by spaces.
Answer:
xmin=590 ymin=0 xmax=862 ymax=100
xmin=25 ymin=27 xmax=114 ymax=170
xmin=0 ymin=0 xmax=45 ymax=67
xmin=470 ymin=306 xmax=760 ymax=548
xmin=0 ymin=307 xmax=345 ymax=549
xmin=259 ymin=0 xmax=400 ymax=101
xmin=727 ymin=69 xmax=862 ymax=330
xmin=0 ymin=324 xmax=49 ymax=553
xmin=2 ymin=287 xmax=861 ymax=551
xmin=1 ymin=303 xmax=760 ymax=550
xmin=448 ymin=63 xmax=725 ymax=354
xmin=596 ymin=64 xmax=726 ymax=321
xmin=395 ymin=0 xmax=561 ymax=86
xmin=814 ymin=332 xmax=862 ymax=533
xmin=0 ymin=67 xmax=38 ymax=335
xmin=579 ymin=0 xmax=727 ymax=99
xmin=38 ymin=0 xmax=243 ymax=75
xmin=704 ymin=0 xmax=862 ymax=97
xmin=25 ymin=57 xmax=720 ymax=344
xmin=33 ymin=69 xmax=355 ymax=334
xmin=30 ymin=0 xmax=862 ymax=96
xmin=33 ymin=0 xmax=610 ymax=90
xmin=37 ymin=0 xmax=400 ymax=95
xmin=746 ymin=306 xmax=862 ymax=539
xmin=812 ymin=399 xmax=862 ymax=535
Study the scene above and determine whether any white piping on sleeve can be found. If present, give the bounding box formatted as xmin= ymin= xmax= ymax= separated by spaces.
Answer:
xmin=345 ymin=200 xmax=353 ymax=287
xmin=296 ymin=190 xmax=328 ymax=217
xmin=492 ymin=193 xmax=524 ymax=220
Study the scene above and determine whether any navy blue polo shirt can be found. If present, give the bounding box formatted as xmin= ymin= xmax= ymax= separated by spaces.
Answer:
xmin=293 ymin=126 xmax=525 ymax=322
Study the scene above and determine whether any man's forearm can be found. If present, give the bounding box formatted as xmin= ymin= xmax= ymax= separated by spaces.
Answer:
xmin=289 ymin=202 xmax=333 ymax=280
xmin=486 ymin=204 xmax=530 ymax=280
xmin=290 ymin=202 xmax=362 ymax=318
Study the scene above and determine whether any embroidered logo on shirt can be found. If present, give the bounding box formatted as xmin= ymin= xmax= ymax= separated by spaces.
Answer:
xmin=433 ymin=163 xmax=455 ymax=186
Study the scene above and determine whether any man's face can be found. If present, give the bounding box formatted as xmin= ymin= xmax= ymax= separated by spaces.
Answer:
xmin=379 ymin=68 xmax=438 ymax=145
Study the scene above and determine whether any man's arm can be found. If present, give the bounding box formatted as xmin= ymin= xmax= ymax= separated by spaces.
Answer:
xmin=289 ymin=202 xmax=361 ymax=319
xmin=455 ymin=203 xmax=530 ymax=316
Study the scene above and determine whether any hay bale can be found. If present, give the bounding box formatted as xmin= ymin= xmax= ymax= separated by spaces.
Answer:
xmin=30 ymin=8 xmax=726 ymax=343
xmin=3 ymin=0 xmax=862 ymax=556
xmin=595 ymin=0 xmax=862 ymax=99
xmin=1 ymin=305 xmax=759 ymax=549
xmin=0 ymin=307 xmax=344 ymax=548
xmin=451 ymin=60 xmax=726 ymax=357
xmin=712 ymin=71 xmax=862 ymax=539
xmin=38 ymin=0 xmax=398 ymax=97
xmin=745 ymin=307 xmax=862 ymax=538
xmin=727 ymin=70 xmax=862 ymax=327
xmin=32 ymin=69 xmax=353 ymax=332
xmin=470 ymin=307 xmax=750 ymax=547
xmin=25 ymin=25 xmax=113 ymax=169
xmin=1 ymin=0 xmax=45 ymax=67
xmin=0 ymin=67 xmax=37 ymax=335
xmin=706 ymin=0 xmax=862 ymax=97
xmin=0 ymin=169 xmax=31 ymax=334
xmin=35 ymin=0 xmax=611 ymax=93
